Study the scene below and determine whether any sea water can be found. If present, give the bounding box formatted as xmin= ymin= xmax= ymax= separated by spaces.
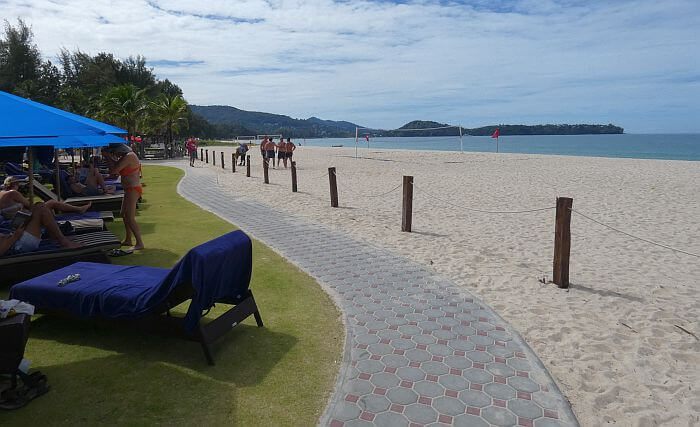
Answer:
xmin=299 ymin=134 xmax=700 ymax=161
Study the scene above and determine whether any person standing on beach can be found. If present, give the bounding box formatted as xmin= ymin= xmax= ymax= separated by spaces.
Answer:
xmin=277 ymin=136 xmax=288 ymax=168
xmin=286 ymin=138 xmax=296 ymax=165
xmin=260 ymin=137 xmax=267 ymax=164
xmin=264 ymin=137 xmax=276 ymax=168
xmin=237 ymin=142 xmax=248 ymax=166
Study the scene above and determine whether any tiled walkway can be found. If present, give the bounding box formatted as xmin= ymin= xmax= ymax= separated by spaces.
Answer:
xmin=169 ymin=162 xmax=578 ymax=427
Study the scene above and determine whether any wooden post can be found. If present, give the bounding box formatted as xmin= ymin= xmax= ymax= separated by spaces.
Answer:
xmin=54 ymin=149 xmax=61 ymax=200
xmin=553 ymin=197 xmax=573 ymax=288
xmin=27 ymin=148 xmax=34 ymax=204
xmin=221 ymin=151 xmax=225 ymax=169
xmin=232 ymin=153 xmax=235 ymax=173
xmin=213 ymin=151 xmax=216 ymax=166
xmin=401 ymin=176 xmax=413 ymax=232
xmin=246 ymin=155 xmax=251 ymax=177
xmin=200 ymin=148 xmax=203 ymax=162
xmin=263 ymin=159 xmax=269 ymax=184
xmin=328 ymin=167 xmax=338 ymax=207
xmin=205 ymin=150 xmax=209 ymax=163
xmin=291 ymin=161 xmax=298 ymax=192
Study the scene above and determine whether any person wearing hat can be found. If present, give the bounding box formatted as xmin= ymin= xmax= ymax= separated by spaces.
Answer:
xmin=0 ymin=201 xmax=82 ymax=256
xmin=1 ymin=176 xmax=90 ymax=218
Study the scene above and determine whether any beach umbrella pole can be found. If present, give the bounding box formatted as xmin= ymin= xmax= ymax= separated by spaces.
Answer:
xmin=54 ymin=148 xmax=61 ymax=201
xmin=27 ymin=148 xmax=34 ymax=204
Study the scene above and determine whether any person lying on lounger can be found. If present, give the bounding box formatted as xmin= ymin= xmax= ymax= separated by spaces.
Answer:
xmin=0 ymin=202 xmax=81 ymax=256
xmin=0 ymin=177 xmax=91 ymax=218
xmin=85 ymin=156 xmax=115 ymax=194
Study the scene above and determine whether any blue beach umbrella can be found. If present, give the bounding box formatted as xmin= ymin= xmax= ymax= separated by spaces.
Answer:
xmin=0 ymin=90 xmax=127 ymax=199
xmin=0 ymin=90 xmax=126 ymax=145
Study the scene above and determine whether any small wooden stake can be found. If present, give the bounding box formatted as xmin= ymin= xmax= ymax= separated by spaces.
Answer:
xmin=232 ymin=153 xmax=235 ymax=173
xmin=553 ymin=197 xmax=573 ymax=288
xmin=213 ymin=151 xmax=216 ymax=166
xmin=263 ymin=159 xmax=269 ymax=184
xmin=291 ymin=161 xmax=298 ymax=192
xmin=328 ymin=167 xmax=338 ymax=207
xmin=402 ymin=176 xmax=413 ymax=232
xmin=221 ymin=151 xmax=225 ymax=169
xmin=200 ymin=148 xmax=203 ymax=162
xmin=205 ymin=150 xmax=209 ymax=163
xmin=246 ymin=155 xmax=251 ymax=177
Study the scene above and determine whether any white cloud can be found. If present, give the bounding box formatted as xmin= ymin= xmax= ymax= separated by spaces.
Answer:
xmin=4 ymin=0 xmax=700 ymax=132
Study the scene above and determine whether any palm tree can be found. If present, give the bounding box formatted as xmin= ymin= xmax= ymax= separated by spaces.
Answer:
xmin=97 ymin=84 xmax=148 ymax=156
xmin=148 ymin=93 xmax=188 ymax=158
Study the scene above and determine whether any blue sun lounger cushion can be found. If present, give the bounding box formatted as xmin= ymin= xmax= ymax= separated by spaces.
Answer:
xmin=10 ymin=230 xmax=253 ymax=333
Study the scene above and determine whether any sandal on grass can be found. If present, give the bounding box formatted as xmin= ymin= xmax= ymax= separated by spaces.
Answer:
xmin=0 ymin=371 xmax=50 ymax=410
xmin=108 ymin=248 xmax=133 ymax=257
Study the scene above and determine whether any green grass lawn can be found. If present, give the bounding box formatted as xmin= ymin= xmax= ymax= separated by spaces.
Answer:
xmin=2 ymin=165 xmax=343 ymax=425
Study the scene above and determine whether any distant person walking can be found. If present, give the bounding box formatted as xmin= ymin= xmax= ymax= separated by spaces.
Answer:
xmin=186 ymin=137 xmax=197 ymax=167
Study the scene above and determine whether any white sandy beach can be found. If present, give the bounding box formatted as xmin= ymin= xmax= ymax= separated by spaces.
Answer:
xmin=200 ymin=145 xmax=699 ymax=426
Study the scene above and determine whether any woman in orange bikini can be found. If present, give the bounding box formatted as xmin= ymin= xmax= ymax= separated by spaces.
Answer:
xmin=104 ymin=144 xmax=144 ymax=250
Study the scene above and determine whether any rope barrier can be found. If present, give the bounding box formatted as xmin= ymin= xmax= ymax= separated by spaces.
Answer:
xmin=570 ymin=208 xmax=700 ymax=258
xmin=329 ymin=170 xmax=402 ymax=199
xmin=413 ymin=184 xmax=556 ymax=214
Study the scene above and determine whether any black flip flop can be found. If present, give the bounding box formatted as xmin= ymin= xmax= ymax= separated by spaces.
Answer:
xmin=108 ymin=248 xmax=133 ymax=257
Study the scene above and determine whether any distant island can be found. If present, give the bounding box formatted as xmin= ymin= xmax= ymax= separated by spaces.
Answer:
xmin=190 ymin=105 xmax=623 ymax=139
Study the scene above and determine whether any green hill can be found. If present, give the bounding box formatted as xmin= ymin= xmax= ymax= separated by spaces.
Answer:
xmin=190 ymin=105 xmax=359 ymax=138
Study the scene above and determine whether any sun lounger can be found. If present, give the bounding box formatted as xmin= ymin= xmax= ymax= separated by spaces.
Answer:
xmin=9 ymin=231 xmax=264 ymax=365
xmin=32 ymin=180 xmax=124 ymax=212
xmin=0 ymin=231 xmax=120 ymax=285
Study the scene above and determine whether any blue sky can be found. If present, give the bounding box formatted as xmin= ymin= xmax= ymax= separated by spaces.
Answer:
xmin=5 ymin=0 xmax=700 ymax=132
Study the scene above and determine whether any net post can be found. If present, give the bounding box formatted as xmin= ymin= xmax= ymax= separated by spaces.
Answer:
xmin=232 ymin=153 xmax=235 ymax=173
xmin=459 ymin=124 xmax=463 ymax=153
xmin=221 ymin=151 xmax=224 ymax=169
xmin=401 ymin=176 xmax=414 ymax=232
xmin=246 ymin=155 xmax=251 ymax=177
xmin=205 ymin=149 xmax=209 ymax=164
xmin=291 ymin=161 xmax=298 ymax=192
xmin=553 ymin=197 xmax=573 ymax=288
xmin=355 ymin=127 xmax=358 ymax=159
xmin=213 ymin=150 xmax=216 ymax=166
xmin=200 ymin=148 xmax=203 ymax=163
xmin=328 ymin=167 xmax=338 ymax=207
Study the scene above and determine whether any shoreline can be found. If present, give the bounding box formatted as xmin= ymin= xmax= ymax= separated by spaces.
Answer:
xmin=203 ymin=141 xmax=700 ymax=163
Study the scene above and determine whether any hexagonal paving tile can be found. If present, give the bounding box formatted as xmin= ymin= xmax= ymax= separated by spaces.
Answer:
xmin=438 ymin=374 xmax=469 ymax=391
xmin=404 ymin=403 xmax=438 ymax=424
xmin=458 ymin=389 xmax=492 ymax=408
xmin=373 ymin=411 xmax=410 ymax=427
xmin=414 ymin=380 xmax=445 ymax=398
xmin=370 ymin=372 xmax=401 ymax=389
xmin=386 ymin=386 xmax=418 ymax=405
xmin=357 ymin=394 xmax=391 ymax=413
xmin=433 ymin=396 xmax=466 ymax=416
xmin=481 ymin=405 xmax=518 ymax=426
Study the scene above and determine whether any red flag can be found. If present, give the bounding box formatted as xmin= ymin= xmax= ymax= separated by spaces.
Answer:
xmin=491 ymin=128 xmax=500 ymax=139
